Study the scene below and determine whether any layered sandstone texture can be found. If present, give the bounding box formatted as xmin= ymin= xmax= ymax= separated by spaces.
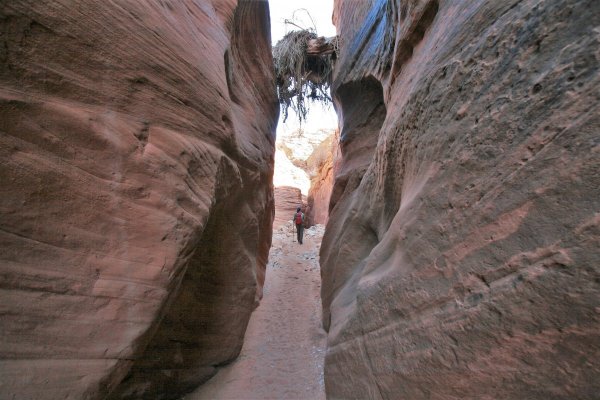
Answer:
xmin=307 ymin=129 xmax=340 ymax=225
xmin=273 ymin=186 xmax=303 ymax=230
xmin=0 ymin=1 xmax=278 ymax=399
xmin=321 ymin=0 xmax=600 ymax=399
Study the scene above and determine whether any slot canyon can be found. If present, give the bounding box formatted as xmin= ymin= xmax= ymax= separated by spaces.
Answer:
xmin=0 ymin=0 xmax=598 ymax=399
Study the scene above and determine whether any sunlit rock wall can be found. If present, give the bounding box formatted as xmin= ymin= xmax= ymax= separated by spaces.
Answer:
xmin=273 ymin=186 xmax=303 ymax=230
xmin=321 ymin=0 xmax=600 ymax=398
xmin=307 ymin=129 xmax=340 ymax=225
xmin=0 ymin=1 xmax=278 ymax=399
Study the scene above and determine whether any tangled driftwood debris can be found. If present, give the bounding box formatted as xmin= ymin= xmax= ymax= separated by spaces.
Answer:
xmin=273 ymin=30 xmax=339 ymax=124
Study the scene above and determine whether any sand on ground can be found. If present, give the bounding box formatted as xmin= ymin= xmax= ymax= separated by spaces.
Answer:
xmin=187 ymin=224 xmax=327 ymax=400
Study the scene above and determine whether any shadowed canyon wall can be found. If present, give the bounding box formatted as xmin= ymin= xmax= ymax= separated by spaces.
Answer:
xmin=0 ymin=1 xmax=278 ymax=399
xmin=321 ymin=0 xmax=600 ymax=398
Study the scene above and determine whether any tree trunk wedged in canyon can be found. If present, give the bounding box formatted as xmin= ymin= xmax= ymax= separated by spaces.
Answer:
xmin=0 ymin=1 xmax=278 ymax=399
xmin=322 ymin=0 xmax=600 ymax=398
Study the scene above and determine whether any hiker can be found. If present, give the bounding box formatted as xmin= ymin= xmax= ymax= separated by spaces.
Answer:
xmin=293 ymin=206 xmax=305 ymax=244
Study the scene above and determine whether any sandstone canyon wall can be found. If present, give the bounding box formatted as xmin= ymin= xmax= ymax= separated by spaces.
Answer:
xmin=273 ymin=186 xmax=303 ymax=230
xmin=0 ymin=1 xmax=278 ymax=399
xmin=321 ymin=0 xmax=600 ymax=398
xmin=307 ymin=129 xmax=340 ymax=226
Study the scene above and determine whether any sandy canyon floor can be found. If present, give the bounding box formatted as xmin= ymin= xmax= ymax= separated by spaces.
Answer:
xmin=187 ymin=224 xmax=327 ymax=400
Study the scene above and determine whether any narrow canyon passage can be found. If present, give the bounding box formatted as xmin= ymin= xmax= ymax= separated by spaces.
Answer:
xmin=187 ymin=224 xmax=327 ymax=400
xmin=1 ymin=1 xmax=597 ymax=399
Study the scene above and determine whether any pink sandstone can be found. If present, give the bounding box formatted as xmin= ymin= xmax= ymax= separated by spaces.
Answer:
xmin=0 ymin=1 xmax=278 ymax=399
xmin=320 ymin=0 xmax=600 ymax=398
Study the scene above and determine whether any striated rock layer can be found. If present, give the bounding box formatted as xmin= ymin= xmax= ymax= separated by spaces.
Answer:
xmin=273 ymin=186 xmax=303 ymax=230
xmin=321 ymin=0 xmax=600 ymax=398
xmin=307 ymin=129 xmax=340 ymax=226
xmin=0 ymin=1 xmax=278 ymax=399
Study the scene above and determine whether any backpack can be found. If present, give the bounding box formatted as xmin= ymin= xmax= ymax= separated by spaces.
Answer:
xmin=295 ymin=212 xmax=303 ymax=225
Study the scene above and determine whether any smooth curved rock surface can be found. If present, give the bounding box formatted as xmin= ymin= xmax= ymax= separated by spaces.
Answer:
xmin=0 ymin=1 xmax=278 ymax=399
xmin=322 ymin=0 xmax=600 ymax=398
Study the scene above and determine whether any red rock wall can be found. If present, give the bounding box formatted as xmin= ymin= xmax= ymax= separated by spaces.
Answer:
xmin=322 ymin=0 xmax=600 ymax=398
xmin=0 ymin=1 xmax=277 ymax=399
xmin=307 ymin=129 xmax=340 ymax=225
xmin=273 ymin=186 xmax=303 ymax=230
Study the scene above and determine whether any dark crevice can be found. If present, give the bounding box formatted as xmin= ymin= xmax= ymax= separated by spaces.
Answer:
xmin=224 ymin=50 xmax=241 ymax=105
xmin=322 ymin=76 xmax=386 ymax=332
xmin=108 ymin=176 xmax=257 ymax=399
xmin=390 ymin=0 xmax=439 ymax=82
xmin=329 ymin=77 xmax=386 ymax=216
